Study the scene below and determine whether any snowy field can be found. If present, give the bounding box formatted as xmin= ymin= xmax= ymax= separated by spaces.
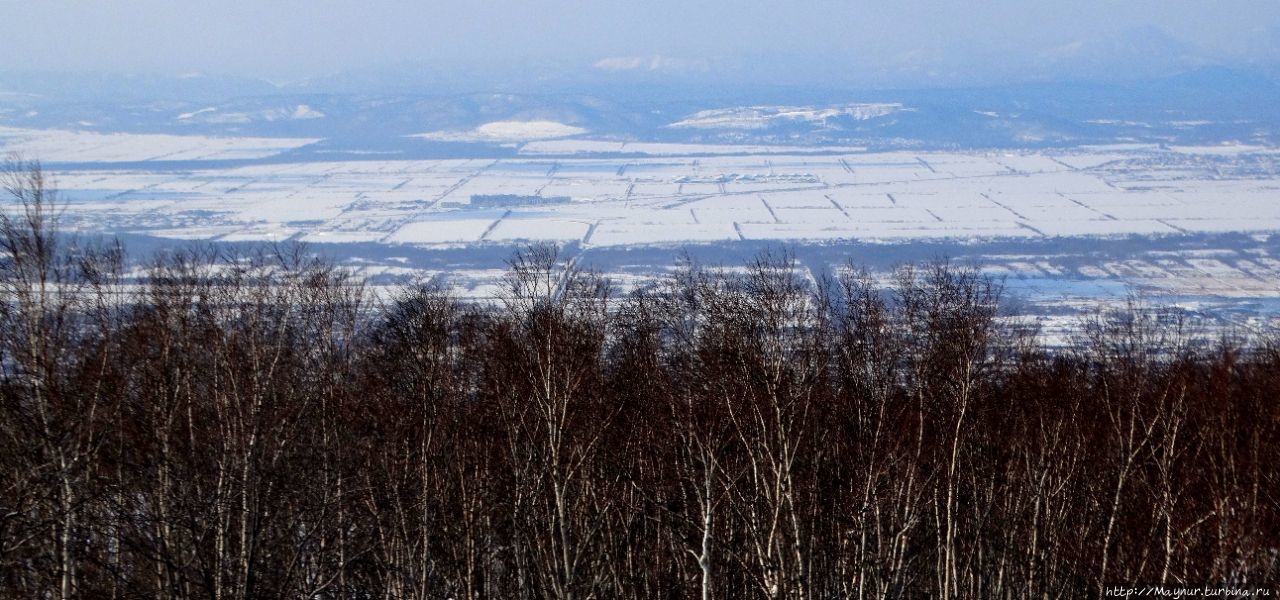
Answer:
xmin=6 ymin=128 xmax=1280 ymax=326
xmin=31 ymin=138 xmax=1280 ymax=248
xmin=0 ymin=126 xmax=318 ymax=162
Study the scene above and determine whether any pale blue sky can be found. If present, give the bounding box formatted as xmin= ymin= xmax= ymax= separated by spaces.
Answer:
xmin=5 ymin=0 xmax=1280 ymax=82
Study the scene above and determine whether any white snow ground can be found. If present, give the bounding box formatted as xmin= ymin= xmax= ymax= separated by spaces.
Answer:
xmin=30 ymin=141 xmax=1280 ymax=249
xmin=411 ymin=121 xmax=588 ymax=142
xmin=5 ymin=129 xmax=1280 ymax=324
xmin=0 ymin=126 xmax=318 ymax=162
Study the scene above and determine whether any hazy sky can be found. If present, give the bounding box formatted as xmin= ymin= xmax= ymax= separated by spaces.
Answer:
xmin=5 ymin=0 xmax=1280 ymax=81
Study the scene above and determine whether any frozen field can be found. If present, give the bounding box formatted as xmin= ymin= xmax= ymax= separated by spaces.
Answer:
xmin=30 ymin=137 xmax=1280 ymax=247
xmin=0 ymin=126 xmax=319 ymax=162
xmin=7 ymin=128 xmax=1280 ymax=326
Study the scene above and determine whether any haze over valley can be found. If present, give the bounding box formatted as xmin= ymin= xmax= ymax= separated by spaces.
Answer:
xmin=3 ymin=65 xmax=1280 ymax=332
xmin=7 ymin=4 xmax=1280 ymax=598
xmin=5 ymin=1 xmax=1280 ymax=331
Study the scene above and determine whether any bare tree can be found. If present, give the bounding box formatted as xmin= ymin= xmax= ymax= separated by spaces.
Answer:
xmin=0 ymin=169 xmax=1276 ymax=599
xmin=0 ymin=158 xmax=123 ymax=598
xmin=493 ymin=244 xmax=614 ymax=600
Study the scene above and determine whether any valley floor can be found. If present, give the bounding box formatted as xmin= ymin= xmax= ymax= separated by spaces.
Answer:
xmin=6 ymin=128 xmax=1280 ymax=327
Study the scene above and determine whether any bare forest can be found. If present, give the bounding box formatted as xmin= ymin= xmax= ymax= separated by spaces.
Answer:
xmin=2 ymin=161 xmax=1278 ymax=598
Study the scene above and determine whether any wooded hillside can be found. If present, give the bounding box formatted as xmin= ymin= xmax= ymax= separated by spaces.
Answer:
xmin=3 ymin=161 xmax=1277 ymax=598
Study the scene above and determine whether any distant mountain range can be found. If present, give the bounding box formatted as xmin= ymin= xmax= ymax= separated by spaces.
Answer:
xmin=2 ymin=61 xmax=1278 ymax=155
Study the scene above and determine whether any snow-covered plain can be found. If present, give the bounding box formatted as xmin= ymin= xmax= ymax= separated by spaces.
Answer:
xmin=38 ymin=141 xmax=1279 ymax=248
xmin=7 ymin=128 xmax=1280 ymax=326
xmin=0 ymin=126 xmax=318 ymax=162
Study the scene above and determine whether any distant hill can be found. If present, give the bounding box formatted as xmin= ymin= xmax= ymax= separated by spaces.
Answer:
xmin=2 ymin=67 xmax=1278 ymax=153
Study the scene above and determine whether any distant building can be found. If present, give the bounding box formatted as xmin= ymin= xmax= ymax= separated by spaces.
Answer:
xmin=465 ymin=194 xmax=572 ymax=209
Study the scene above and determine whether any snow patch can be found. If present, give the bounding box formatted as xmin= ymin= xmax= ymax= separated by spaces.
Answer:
xmin=411 ymin=120 xmax=587 ymax=143
xmin=292 ymin=104 xmax=325 ymax=120
xmin=177 ymin=105 xmax=324 ymax=124
xmin=669 ymin=104 xmax=905 ymax=130
xmin=177 ymin=107 xmax=218 ymax=120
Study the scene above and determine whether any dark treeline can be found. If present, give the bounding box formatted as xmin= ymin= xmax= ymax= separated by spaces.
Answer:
xmin=2 ymin=161 xmax=1279 ymax=599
